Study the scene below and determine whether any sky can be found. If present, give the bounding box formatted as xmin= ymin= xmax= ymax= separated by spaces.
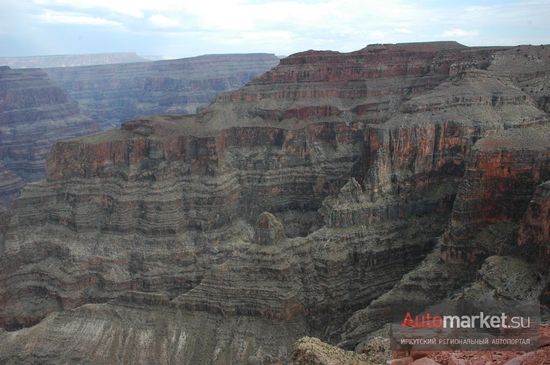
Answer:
xmin=1 ymin=0 xmax=549 ymax=59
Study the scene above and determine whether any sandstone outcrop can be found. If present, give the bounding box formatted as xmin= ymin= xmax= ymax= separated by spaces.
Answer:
xmin=0 ymin=42 xmax=549 ymax=364
xmin=0 ymin=302 xmax=305 ymax=364
xmin=290 ymin=337 xmax=373 ymax=365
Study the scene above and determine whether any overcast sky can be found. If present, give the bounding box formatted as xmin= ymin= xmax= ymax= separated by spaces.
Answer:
xmin=1 ymin=0 xmax=550 ymax=59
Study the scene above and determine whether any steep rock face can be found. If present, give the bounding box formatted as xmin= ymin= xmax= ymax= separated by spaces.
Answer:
xmin=1 ymin=42 xmax=550 ymax=364
xmin=45 ymin=54 xmax=280 ymax=129
xmin=0 ymin=66 xmax=98 ymax=200
xmin=0 ymin=203 xmax=10 ymax=236
xmin=173 ymin=216 xmax=440 ymax=329
xmin=518 ymin=181 xmax=550 ymax=262
xmin=0 ymin=54 xmax=278 ymax=203
xmin=444 ymin=127 xmax=550 ymax=263
xmin=518 ymin=181 xmax=550 ymax=308
xmin=340 ymin=127 xmax=550 ymax=350
xmin=0 ymin=162 xmax=24 ymax=205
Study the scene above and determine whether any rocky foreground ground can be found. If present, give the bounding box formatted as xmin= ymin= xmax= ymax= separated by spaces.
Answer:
xmin=0 ymin=41 xmax=548 ymax=364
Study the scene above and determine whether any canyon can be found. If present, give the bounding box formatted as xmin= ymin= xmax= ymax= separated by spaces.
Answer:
xmin=0 ymin=54 xmax=279 ymax=205
xmin=44 ymin=53 xmax=280 ymax=129
xmin=0 ymin=41 xmax=548 ymax=364
xmin=0 ymin=66 xmax=98 ymax=203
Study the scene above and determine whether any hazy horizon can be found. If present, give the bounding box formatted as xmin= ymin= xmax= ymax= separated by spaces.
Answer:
xmin=1 ymin=0 xmax=550 ymax=60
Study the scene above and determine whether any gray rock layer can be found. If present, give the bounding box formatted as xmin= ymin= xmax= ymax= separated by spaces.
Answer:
xmin=1 ymin=42 xmax=550 ymax=364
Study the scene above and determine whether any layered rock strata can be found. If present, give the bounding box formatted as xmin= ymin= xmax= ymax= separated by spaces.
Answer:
xmin=518 ymin=181 xmax=550 ymax=263
xmin=45 ymin=54 xmax=280 ymax=129
xmin=0 ymin=162 xmax=24 ymax=205
xmin=0 ymin=66 xmax=98 ymax=201
xmin=444 ymin=127 xmax=550 ymax=263
xmin=340 ymin=126 xmax=550 ymax=351
xmin=0 ymin=42 xmax=549 ymax=364
xmin=0 ymin=54 xmax=278 ymax=203
xmin=518 ymin=180 xmax=550 ymax=308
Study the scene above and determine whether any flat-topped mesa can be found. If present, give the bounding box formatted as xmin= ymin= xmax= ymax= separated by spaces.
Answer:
xmin=0 ymin=66 xmax=98 ymax=199
xmin=42 ymin=113 xmax=367 ymax=235
xmin=364 ymin=41 xmax=468 ymax=51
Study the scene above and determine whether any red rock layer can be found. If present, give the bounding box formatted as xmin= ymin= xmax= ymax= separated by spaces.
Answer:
xmin=0 ymin=42 xmax=550 ymax=364
xmin=443 ymin=128 xmax=550 ymax=263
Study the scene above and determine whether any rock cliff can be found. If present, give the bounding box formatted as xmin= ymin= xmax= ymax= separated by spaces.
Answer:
xmin=339 ymin=125 xmax=550 ymax=352
xmin=45 ymin=54 xmax=280 ymax=129
xmin=0 ymin=54 xmax=279 ymax=204
xmin=0 ymin=162 xmax=24 ymax=205
xmin=0 ymin=66 xmax=98 ymax=202
xmin=0 ymin=42 xmax=549 ymax=364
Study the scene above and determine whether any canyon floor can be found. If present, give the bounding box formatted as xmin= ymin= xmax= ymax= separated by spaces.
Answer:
xmin=0 ymin=41 xmax=549 ymax=364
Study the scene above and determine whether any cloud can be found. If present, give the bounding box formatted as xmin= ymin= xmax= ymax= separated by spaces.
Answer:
xmin=148 ymin=14 xmax=179 ymax=29
xmin=37 ymin=10 xmax=121 ymax=26
xmin=370 ymin=30 xmax=386 ymax=39
xmin=33 ymin=0 xmax=145 ymax=18
xmin=395 ymin=28 xmax=412 ymax=34
xmin=442 ymin=28 xmax=479 ymax=37
xmin=5 ymin=0 xmax=550 ymax=58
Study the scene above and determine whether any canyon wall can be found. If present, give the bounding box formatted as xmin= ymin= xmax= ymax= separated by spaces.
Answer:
xmin=0 ymin=42 xmax=549 ymax=364
xmin=0 ymin=66 xmax=98 ymax=202
xmin=0 ymin=54 xmax=279 ymax=204
xmin=45 ymin=54 xmax=280 ymax=129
